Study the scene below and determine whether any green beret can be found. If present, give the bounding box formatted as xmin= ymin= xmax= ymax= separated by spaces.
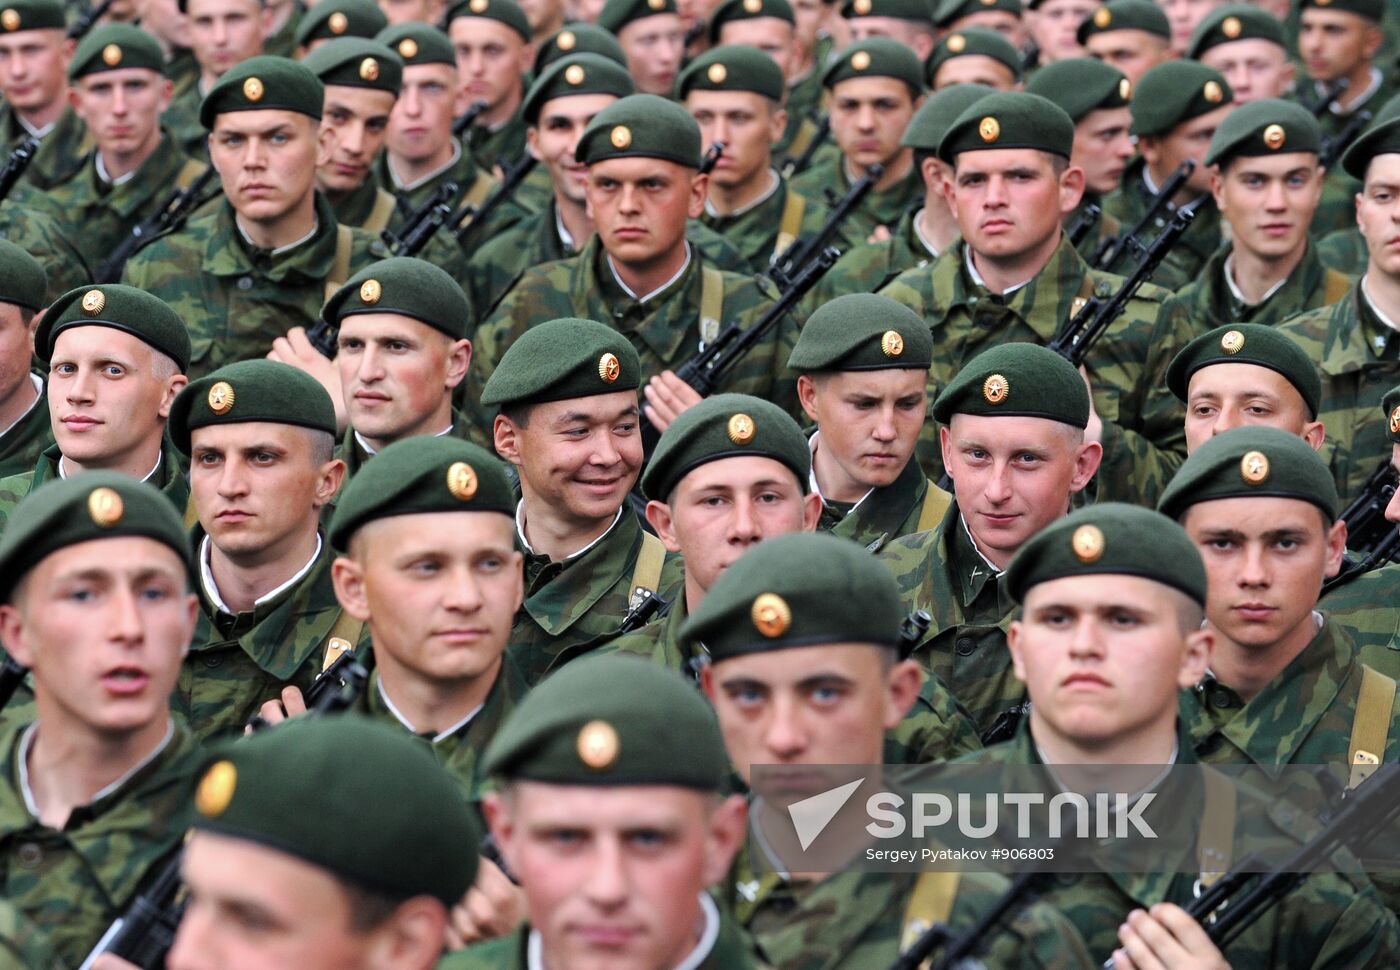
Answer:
xmin=0 ymin=473 xmax=191 ymax=603
xmin=1158 ymin=426 xmax=1337 ymax=523
xmin=640 ymin=393 xmax=810 ymax=500
xmin=1076 ymin=0 xmax=1169 ymax=44
xmin=839 ymin=0 xmax=933 ymax=21
xmin=788 ymin=293 xmax=932 ymax=371
xmin=927 ymin=28 xmax=1022 ymax=85
xmin=446 ymin=0 xmax=531 ymax=40
xmin=822 ymin=37 xmax=924 ymax=94
xmin=295 ymin=0 xmax=389 ymax=47
xmin=1204 ymin=98 xmax=1320 ymax=167
xmin=302 ymin=37 xmax=403 ymax=95
xmin=677 ymin=45 xmax=785 ymax=101
xmin=1381 ymin=385 xmax=1400 ymax=444
xmin=1025 ymin=57 xmax=1131 ymax=123
xmin=902 ymin=83 xmax=994 ymax=149
xmin=1340 ymin=115 xmax=1400 ymax=180
xmin=1187 ymin=4 xmax=1286 ymax=59
xmin=598 ymin=0 xmax=678 ymax=33
xmin=37 ymin=284 xmax=191 ymax=370
xmin=575 ymin=93 xmax=701 ymax=166
xmin=328 ymin=436 xmax=515 ymax=550
xmin=481 ymin=317 xmax=641 ymax=407
xmin=938 ymin=90 xmax=1073 ymax=162
xmin=0 ymin=239 xmax=46 ymax=311
xmin=69 ymin=24 xmax=165 ymax=81
xmin=534 ymin=24 xmax=629 ymax=74
xmin=934 ymin=0 xmax=1021 ymax=28
xmin=680 ymin=531 xmax=905 ymax=659
xmin=1166 ymin=324 xmax=1321 ymax=418
xmin=0 ymin=0 xmax=63 ymax=33
xmin=1300 ymin=0 xmax=1383 ymax=22
xmin=193 ymin=716 xmax=479 ymax=907
xmin=169 ymin=360 xmax=338 ymax=457
xmin=523 ymin=53 xmax=634 ymax=126
xmin=323 ymin=257 xmax=470 ymax=340
xmin=200 ymin=56 xmax=324 ymax=128
xmin=1129 ymin=62 xmax=1232 ymax=137
xmin=376 ymin=23 xmax=456 ymax=66
xmin=932 ymin=342 xmax=1088 ymax=427
xmin=483 ymin=654 xmax=729 ymax=789
xmin=708 ymin=0 xmax=794 ymax=45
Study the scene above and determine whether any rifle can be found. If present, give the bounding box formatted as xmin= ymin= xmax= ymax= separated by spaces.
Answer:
xmin=94 ymin=167 xmax=220 ymax=283
xmin=698 ymin=142 xmax=724 ymax=176
xmin=0 ymin=655 xmax=28 ymax=711
xmin=451 ymin=98 xmax=490 ymax=140
xmin=1320 ymin=459 xmax=1400 ymax=596
xmin=452 ymin=152 xmax=538 ymax=247
xmin=768 ymin=162 xmax=882 ymax=291
xmin=891 ymin=870 xmax=1040 ymax=970
xmin=1320 ymin=109 xmax=1373 ymax=173
xmin=1089 ymin=159 xmax=1195 ymax=274
xmin=380 ymin=179 xmax=460 ymax=257
xmin=1066 ymin=203 xmax=1101 ymax=250
xmin=67 ymin=0 xmax=114 ymax=40
xmin=898 ymin=610 xmax=931 ymax=661
xmin=781 ymin=112 xmax=829 ymax=179
xmin=0 ymin=135 xmax=40 ymax=207
xmin=1308 ymin=77 xmax=1349 ymax=118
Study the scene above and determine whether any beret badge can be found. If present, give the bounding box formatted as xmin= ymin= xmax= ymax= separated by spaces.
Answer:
xmin=1220 ymin=329 xmax=1244 ymax=354
xmin=947 ymin=33 xmax=966 ymax=52
xmin=565 ymin=64 xmax=585 ymax=84
xmin=1072 ymin=524 xmax=1104 ymax=563
xmin=851 ymin=49 xmax=871 ymax=69
xmin=102 ymin=44 xmax=122 ymax=66
xmin=1203 ymin=80 xmax=1224 ymax=103
xmin=727 ymin=413 xmax=755 ymax=444
xmin=1263 ymin=123 xmax=1285 ymax=150
xmin=207 ymin=381 xmax=236 ymax=416
xmin=87 ymin=487 xmax=124 ymax=528
xmin=610 ymin=124 xmax=632 ymax=148
xmin=359 ymin=279 xmax=382 ymax=304
xmin=81 ymin=289 xmax=106 ymax=316
xmin=1119 ymin=78 xmax=1131 ymax=100
xmin=557 ymin=29 xmax=576 ymax=49
xmin=196 ymin=761 xmax=238 ymax=818
xmin=577 ymin=720 xmax=620 ymax=769
xmin=881 ymin=330 xmax=904 ymax=358
xmin=1093 ymin=7 xmax=1110 ymax=27
xmin=446 ymin=461 xmax=479 ymax=501
xmin=243 ymin=76 xmax=264 ymax=102
xmin=359 ymin=57 xmax=380 ymax=81
xmin=751 ymin=592 xmax=791 ymax=638
xmin=1240 ymin=451 xmax=1270 ymax=485
xmin=0 ymin=9 xmax=17 ymax=31
xmin=979 ymin=116 xmax=999 ymax=142
xmin=1390 ymin=405 xmax=1400 ymax=435
xmin=854 ymin=0 xmax=872 ymax=12
xmin=598 ymin=352 xmax=622 ymax=383
xmin=328 ymin=11 xmax=348 ymax=32
xmin=744 ymin=0 xmax=762 ymax=10
xmin=398 ymin=38 xmax=418 ymax=58
xmin=982 ymin=373 xmax=1009 ymax=404
xmin=1221 ymin=15 xmax=1241 ymax=38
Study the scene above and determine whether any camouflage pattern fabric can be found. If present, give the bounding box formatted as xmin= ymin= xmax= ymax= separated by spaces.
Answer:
xmin=329 ymin=177 xmax=470 ymax=282
xmin=0 ymin=439 xmax=190 ymax=533
xmin=0 ymin=105 xmax=89 ymax=191
xmin=0 ymin=197 xmax=92 ymax=302
xmin=0 ymin=377 xmax=52 ymax=481
xmin=790 ymin=154 xmax=922 ymax=244
xmin=1068 ymin=193 xmax=1121 ymax=263
xmin=816 ymin=445 xmax=952 ymax=554
xmin=1313 ymin=169 xmax=1362 ymax=239
xmin=699 ymin=176 xmax=839 ymax=275
xmin=1320 ymin=562 xmax=1400 ymax=680
xmin=798 ymin=205 xmax=940 ymax=318
xmin=1164 ymin=242 xmax=1353 ymax=331
xmin=1101 ymin=157 xmax=1223 ymax=293
xmin=332 ymin=411 xmax=492 ymax=498
xmin=159 ymin=82 xmax=206 ymax=158
xmin=0 ymin=897 xmax=61 ymax=970
xmin=462 ymin=114 xmax=529 ymax=176
xmin=1317 ymin=227 xmax=1368 ymax=277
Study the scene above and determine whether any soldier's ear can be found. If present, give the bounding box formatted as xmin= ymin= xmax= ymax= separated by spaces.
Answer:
xmin=0 ymin=604 xmax=34 ymax=669
xmin=701 ymin=794 xmax=749 ymax=886
xmin=645 ymin=499 xmax=682 ymax=553
xmin=331 ymin=554 xmax=372 ymax=621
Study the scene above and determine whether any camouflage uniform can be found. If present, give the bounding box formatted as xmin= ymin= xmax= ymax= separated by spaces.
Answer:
xmin=0 ymin=198 xmax=91 ymax=302
xmin=800 ymin=205 xmax=939 ymax=315
xmin=462 ymin=114 xmax=528 ymax=175
xmin=1314 ymin=170 xmax=1362 ymax=239
xmin=375 ymin=143 xmax=533 ymax=257
xmin=879 ymin=235 xmax=1191 ymax=506
xmin=815 ymin=438 xmax=952 ymax=553
xmin=263 ymin=7 xmax=301 ymax=59
xmin=329 ymin=176 xmax=469 ymax=281
xmin=1296 ymin=75 xmax=1397 ymax=143
xmin=0 ymin=376 xmax=51 ymax=481
xmin=1320 ymin=562 xmax=1400 ymax=679
xmin=0 ymin=897 xmax=60 ymax=970
xmin=165 ymin=47 xmax=199 ymax=98
xmin=159 ymin=82 xmax=206 ymax=157
xmin=0 ymin=439 xmax=190 ymax=532
xmin=700 ymin=174 xmax=837 ymax=275
xmin=1068 ymin=193 xmax=1121 ymax=262
xmin=1101 ymin=157 xmax=1223 ymax=292
xmin=1164 ymin=242 xmax=1353 ymax=331
xmin=789 ymin=155 xmax=922 ymax=243
xmin=1318 ymin=227 xmax=1368 ymax=276
xmin=0 ymin=105 xmax=89 ymax=191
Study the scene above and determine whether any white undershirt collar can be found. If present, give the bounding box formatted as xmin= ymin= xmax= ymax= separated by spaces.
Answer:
xmin=1222 ymin=252 xmax=1287 ymax=308
xmin=965 ymin=245 xmax=1031 ymax=296
xmin=608 ymin=241 xmax=693 ymax=304
xmin=18 ymin=718 xmax=175 ymax=819
xmin=911 ymin=207 xmax=939 ymax=259
xmin=353 ymin=423 xmax=453 ymax=457
xmin=703 ymin=168 xmax=781 ymax=219
xmin=0 ymin=372 xmax=42 ymax=440
xmin=808 ymin=430 xmax=873 ymax=512
xmin=58 ymin=449 xmax=162 ymax=482
xmin=515 ymin=501 xmax=623 ymax=562
xmin=389 ymin=140 xmax=463 ymax=192
xmin=236 ymin=215 xmax=319 ymax=256
xmin=95 ymin=152 xmax=138 ymax=187
xmin=198 ymin=533 xmax=322 ymax=617
xmin=376 ymin=677 xmax=483 ymax=744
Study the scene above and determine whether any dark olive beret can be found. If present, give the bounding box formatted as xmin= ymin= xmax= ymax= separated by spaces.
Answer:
xmin=534 ymin=24 xmax=629 ymax=74
xmin=523 ymin=53 xmax=634 ymax=125
xmin=328 ymin=436 xmax=515 ymax=549
xmin=1129 ymin=61 xmax=1231 ymax=137
xmin=484 ymin=654 xmax=729 ymax=788
xmin=680 ymin=531 xmax=905 ymax=659
xmin=295 ymin=0 xmax=389 ymax=47
xmin=201 ymin=56 xmax=324 ymax=128
xmin=323 ymin=257 xmax=470 ymax=340
xmin=1166 ymin=324 xmax=1321 ymax=418
xmin=640 ymin=393 xmax=810 ymax=499
xmin=934 ymin=0 xmax=1021 ymax=28
xmin=0 ymin=238 xmax=46 ymax=310
xmin=0 ymin=473 xmax=191 ymax=603
xmin=902 ymin=82 xmax=993 ymax=148
xmin=1204 ymin=98 xmax=1320 ymax=166
xmin=598 ymin=0 xmax=678 ymax=32
xmin=1187 ymin=4 xmax=1286 ymax=59
xmin=1076 ymin=0 xmax=1169 ymax=44
xmin=709 ymin=0 xmax=794 ymax=45
xmin=1381 ymin=385 xmax=1400 ymax=444
xmin=1300 ymin=0 xmax=1383 ymax=22
xmin=447 ymin=0 xmax=531 ymax=40
xmin=932 ymin=342 xmax=1088 ymax=427
xmin=823 ymin=36 xmax=924 ymax=94
xmin=1025 ymin=57 xmax=1131 ymax=123
xmin=927 ymin=27 xmax=1022 ymax=85
xmin=481 ymin=317 xmax=641 ymax=407
xmin=376 ymin=23 xmax=456 ymax=66
xmin=302 ymin=37 xmax=403 ymax=94
xmin=677 ymin=44 xmax=786 ymax=101
xmin=788 ymin=293 xmax=932 ymax=371
xmin=1341 ymin=115 xmax=1400 ymax=180
xmin=70 ymin=24 xmax=165 ymax=80
xmin=0 ymin=0 xmax=63 ymax=33
xmin=1158 ymin=426 xmax=1337 ymax=522
xmin=37 ymin=284 xmax=191 ymax=370
xmin=193 ymin=715 xmax=480 ymax=906
xmin=169 ymin=360 xmax=338 ymax=456
xmin=840 ymin=0 xmax=934 ymax=20
xmin=575 ymin=93 xmax=701 ymax=166
xmin=938 ymin=89 xmax=1073 ymax=161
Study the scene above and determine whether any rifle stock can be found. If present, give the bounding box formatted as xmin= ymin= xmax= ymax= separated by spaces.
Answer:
xmin=0 ymin=655 xmax=27 ymax=711
xmin=698 ymin=143 xmax=724 ymax=176
xmin=450 ymin=99 xmax=489 ymax=140
xmin=381 ymin=179 xmax=460 ymax=257
xmin=0 ymin=135 xmax=40 ymax=207
xmin=1066 ymin=203 xmax=1102 ymax=250
xmin=781 ymin=112 xmax=830 ymax=178
xmin=1308 ymin=78 xmax=1349 ymax=118
xmin=1320 ymin=109 xmax=1373 ymax=172
xmin=67 ymin=0 xmax=115 ymax=40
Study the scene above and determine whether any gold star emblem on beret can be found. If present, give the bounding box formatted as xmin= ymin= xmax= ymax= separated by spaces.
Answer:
xmin=978 ymin=116 xmax=999 ymax=143
xmin=647 ymin=0 xmax=666 ymax=9
xmin=471 ymin=0 xmax=490 ymax=9
xmin=1240 ymin=450 xmax=1270 ymax=485
xmin=565 ymin=64 xmax=586 ymax=84
xmin=708 ymin=62 xmax=727 ymax=84
xmin=744 ymin=0 xmax=763 ymax=10
xmin=87 ymin=486 xmax=124 ymax=528
xmin=577 ymin=719 xmax=619 ymax=769
xmin=0 ymin=9 xmax=19 ymax=31
xmin=598 ymin=351 xmax=622 ymax=383
xmin=979 ymin=0 xmax=995 ymax=6
xmin=81 ymin=289 xmax=106 ymax=316
xmin=1317 ymin=0 xmax=1331 ymax=5
xmin=102 ymin=43 xmax=122 ymax=67
xmin=982 ymin=373 xmax=1008 ymax=404
xmin=946 ymin=33 xmax=966 ymax=53
xmin=610 ymin=124 xmax=632 ymax=149
xmin=727 ymin=412 xmax=756 ymax=444
xmin=1092 ymin=7 xmax=1111 ymax=27
xmin=851 ymin=49 xmax=871 ymax=70
xmin=195 ymin=761 xmax=237 ymax=818
xmin=1221 ymin=15 xmax=1241 ymax=38
xmin=243 ymin=76 xmax=264 ymax=102
xmin=751 ymin=592 xmax=791 ymax=638
xmin=446 ymin=461 xmax=478 ymax=501
xmin=359 ymin=57 xmax=380 ymax=81
xmin=1203 ymin=80 xmax=1224 ymax=103
xmin=208 ymin=381 xmax=236 ymax=416
xmin=1072 ymin=524 xmax=1104 ymax=563
xmin=1119 ymin=78 xmax=1131 ymax=101
xmin=328 ymin=10 xmax=348 ymax=32
xmin=1220 ymin=329 xmax=1244 ymax=354
xmin=1263 ymin=123 xmax=1285 ymax=150
xmin=853 ymin=0 xmax=872 ymax=12
xmin=359 ymin=278 xmax=382 ymax=304
xmin=881 ymin=330 xmax=904 ymax=357
xmin=1389 ymin=405 xmax=1400 ymax=435
xmin=557 ymin=29 xmax=576 ymax=49
xmin=398 ymin=37 xmax=418 ymax=58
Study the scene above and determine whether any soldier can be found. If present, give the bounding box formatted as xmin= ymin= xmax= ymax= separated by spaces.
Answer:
xmin=261 ymin=0 xmax=303 ymax=57
xmin=1188 ymin=4 xmax=1294 ymax=105
xmin=0 ymin=0 xmax=88 ymax=189
xmin=925 ymin=27 xmax=1022 ymax=91
xmin=123 ymin=56 xmax=379 ymax=379
xmin=598 ymin=0 xmax=684 ymax=97
xmin=295 ymin=0 xmax=389 ymax=55
xmin=784 ymin=0 xmax=832 ymax=133
xmin=1076 ymin=0 xmax=1171 ymax=88
xmin=1159 ymin=0 xmax=1222 ymax=56
xmin=138 ymin=0 xmax=197 ymax=94
xmin=447 ymin=0 xmax=533 ymax=172
xmin=1297 ymin=0 xmax=1390 ymax=141
xmin=936 ymin=0 xmax=1027 ymax=50
xmin=839 ymin=0 xmax=936 ymax=61
xmin=1024 ymin=0 xmax=1098 ymax=68
xmin=0 ymin=243 xmax=51 ymax=481
xmin=684 ymin=531 xmax=1095 ymax=969
xmin=0 ymin=474 xmax=201 ymax=967
xmin=0 ymin=202 xmax=87 ymax=305
xmin=162 ymin=0 xmax=268 ymax=155
xmin=519 ymin=0 xmax=565 ymax=41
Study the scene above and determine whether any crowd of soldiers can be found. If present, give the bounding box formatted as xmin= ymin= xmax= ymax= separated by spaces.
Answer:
xmin=2 ymin=0 xmax=1400 ymax=964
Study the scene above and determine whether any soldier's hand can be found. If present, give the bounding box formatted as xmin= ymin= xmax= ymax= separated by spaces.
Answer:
xmin=1111 ymin=903 xmax=1230 ymax=970
xmin=444 ymin=857 xmax=526 ymax=950
xmin=91 ymin=956 xmax=143 ymax=970
xmin=248 ymin=686 xmax=309 ymax=734
xmin=1077 ymin=365 xmax=1104 ymax=445
xmin=643 ymin=370 xmax=704 ymax=433
xmin=268 ymin=327 xmax=348 ymax=435
xmin=867 ymin=224 xmax=892 ymax=244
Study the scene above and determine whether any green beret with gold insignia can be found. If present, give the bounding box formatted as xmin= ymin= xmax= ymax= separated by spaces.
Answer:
xmin=483 ymin=654 xmax=729 ymax=788
xmin=1025 ymin=57 xmax=1131 ymax=123
xmin=375 ymin=23 xmax=455 ymax=66
xmin=328 ymin=436 xmax=515 ymax=549
xmin=677 ymin=44 xmax=785 ymax=101
xmin=1006 ymin=502 xmax=1207 ymax=604
xmin=200 ymin=56 xmax=324 ymax=128
xmin=575 ymin=93 xmax=701 ymax=166
xmin=0 ymin=239 xmax=46 ymax=311
xmin=822 ymin=37 xmax=924 ymax=94
xmin=680 ymin=531 xmax=905 ymax=659
xmin=322 ymin=257 xmax=471 ymax=340
xmin=927 ymin=27 xmax=1022 ymax=85
xmin=481 ymin=317 xmax=641 ymax=407
xmin=169 ymin=360 xmax=338 ymax=457
xmin=640 ymin=393 xmax=810 ymax=500
xmin=296 ymin=0 xmax=388 ymax=47
xmin=938 ymin=89 xmax=1073 ymax=161
xmin=192 ymin=716 xmax=479 ymax=907
xmin=1300 ymin=0 xmax=1383 ymax=23
xmin=932 ymin=342 xmax=1088 ymax=427
xmin=534 ymin=24 xmax=629 ymax=74
xmin=523 ymin=53 xmax=634 ymax=125
xmin=1129 ymin=61 xmax=1232 ymax=137
xmin=708 ymin=0 xmax=794 ymax=45
xmin=0 ymin=0 xmax=63 ymax=33
xmin=1204 ymin=98 xmax=1319 ymax=167
xmin=902 ymin=83 xmax=994 ymax=149
xmin=788 ymin=293 xmax=932 ymax=372
xmin=69 ymin=24 xmax=165 ymax=80
xmin=37 ymin=283 xmax=191 ymax=370
xmin=0 ymin=473 xmax=191 ymax=603
xmin=1075 ymin=0 xmax=1169 ymax=44
xmin=1157 ymin=426 xmax=1337 ymax=522
xmin=303 ymin=37 xmax=403 ymax=94
xmin=1381 ymin=385 xmax=1400 ymax=444
xmin=934 ymin=0 xmax=1021 ymax=28
xmin=839 ymin=0 xmax=933 ymax=21
xmin=1340 ymin=115 xmax=1400 ymax=180
xmin=598 ymin=0 xmax=678 ymax=33
xmin=1166 ymin=323 xmax=1321 ymax=418
xmin=1187 ymin=4 xmax=1286 ymax=59
xmin=446 ymin=0 xmax=531 ymax=40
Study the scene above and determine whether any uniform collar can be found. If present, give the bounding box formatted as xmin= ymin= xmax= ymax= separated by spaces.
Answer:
xmin=808 ymin=430 xmax=873 ymax=512
xmin=58 ymin=448 xmax=162 ymax=483
xmin=703 ymin=168 xmax=781 ymax=219
xmin=0 ymin=372 xmax=42 ymax=441
xmin=607 ymin=241 xmax=693 ymax=304
xmin=198 ymin=532 xmax=323 ymax=618
xmin=964 ymin=244 xmax=1032 ymax=296
xmin=1222 ymin=251 xmax=1288 ymax=309
xmin=352 ymin=422 xmax=453 ymax=457
xmin=515 ymin=500 xmax=624 ymax=562
xmin=388 ymin=139 xmax=462 ymax=192
xmin=18 ymin=717 xmax=175 ymax=819
xmin=375 ymin=674 xmax=483 ymax=744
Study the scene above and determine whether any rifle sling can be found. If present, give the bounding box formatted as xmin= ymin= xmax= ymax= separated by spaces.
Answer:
xmin=900 ymin=870 xmax=962 ymax=958
xmin=454 ymin=169 xmax=496 ymax=232
xmin=324 ymin=226 xmax=355 ymax=302
xmin=363 ymin=188 xmax=398 ymax=235
xmin=1349 ymin=665 xmax=1396 ymax=789
xmin=699 ymin=264 xmax=725 ymax=350
xmin=915 ymin=480 xmax=952 ymax=534
xmin=173 ymin=158 xmax=206 ymax=191
xmin=628 ymin=532 xmax=667 ymax=611
xmin=323 ymin=611 xmax=368 ymax=670
xmin=1196 ymin=766 xmax=1236 ymax=890
xmin=773 ymin=189 xmax=805 ymax=261
xmin=1323 ymin=268 xmax=1351 ymax=307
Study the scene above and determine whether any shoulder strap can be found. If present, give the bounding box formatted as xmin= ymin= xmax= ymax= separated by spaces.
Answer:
xmin=173 ymin=158 xmax=206 ymax=191
xmin=899 ymin=870 xmax=962 ymax=956
xmin=323 ymin=225 xmax=355 ymax=302
xmin=1196 ymin=766 xmax=1236 ymax=890
xmin=363 ymin=188 xmax=398 ymax=235
xmin=628 ymin=531 xmax=667 ymax=610
xmin=786 ymin=120 xmax=815 ymax=163
xmin=322 ymin=611 xmax=367 ymax=670
xmin=182 ymin=494 xmax=198 ymax=531
xmin=916 ymin=482 xmax=952 ymax=534
xmin=699 ymin=264 xmax=725 ymax=349
xmin=462 ymin=168 xmax=494 ymax=209
xmin=773 ymin=190 xmax=806 ymax=260
xmin=1324 ymin=268 xmax=1352 ymax=307
xmin=1349 ymin=664 xmax=1396 ymax=789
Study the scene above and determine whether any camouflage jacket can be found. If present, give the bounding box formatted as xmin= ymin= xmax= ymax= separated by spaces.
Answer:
xmin=1277 ymin=280 xmax=1400 ymax=500
xmin=800 ymin=205 xmax=940 ymax=318
xmin=1296 ymin=74 xmax=1398 ymax=142
xmin=1314 ymin=169 xmax=1363 ymax=239
xmin=263 ymin=5 xmax=300 ymax=59
xmin=700 ymin=173 xmax=838 ymax=275
xmin=0 ymin=105 xmax=89 ymax=191
xmin=165 ymin=47 xmax=199 ymax=98
xmin=815 ymin=440 xmax=952 ymax=554
xmin=1320 ymin=562 xmax=1400 ymax=680
xmin=1317 ymin=227 xmax=1367 ymax=277
xmin=1164 ymin=242 xmax=1353 ymax=332
xmin=0 ymin=897 xmax=60 ymax=970
xmin=330 ymin=176 xmax=470 ymax=282
xmin=0 ymin=197 xmax=91 ymax=302
xmin=160 ymin=81 xmax=206 ymax=158
xmin=0 ymin=376 xmax=51 ymax=481
xmin=1101 ymin=157 xmax=1223 ymax=292
xmin=789 ymin=154 xmax=922 ymax=244
xmin=0 ymin=720 xmax=200 ymax=968
xmin=879 ymin=234 xmax=1191 ymax=506
xmin=0 ymin=438 xmax=190 ymax=532
xmin=122 ymin=193 xmax=382 ymax=378
xmin=1068 ymin=192 xmax=1121 ymax=263
xmin=462 ymin=112 xmax=528 ymax=175
xmin=334 ymin=412 xmax=491 ymax=496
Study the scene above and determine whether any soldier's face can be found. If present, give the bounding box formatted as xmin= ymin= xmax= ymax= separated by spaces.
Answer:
xmin=948 ymin=148 xmax=1080 ymax=266
xmin=1027 ymin=0 xmax=1097 ymax=65
xmin=388 ymin=64 xmax=462 ymax=165
xmin=1159 ymin=0 xmax=1222 ymax=54
xmin=1139 ymin=104 xmax=1232 ymax=195
xmin=846 ymin=17 xmax=935 ymax=63
xmin=1072 ymin=107 xmax=1134 ymax=196
xmin=829 ymin=76 xmax=919 ymax=174
xmin=1199 ymin=39 xmax=1294 ymax=104
xmin=209 ymin=110 xmax=321 ymax=224
xmin=1183 ymin=496 xmax=1345 ymax=654
xmin=586 ymin=156 xmax=704 ymax=268
xmin=518 ymin=0 xmax=565 ymax=34
xmin=685 ymin=89 xmax=785 ymax=192
xmin=0 ymin=29 xmax=70 ymax=114
xmin=617 ymin=14 xmax=685 ymax=96
xmin=1355 ymin=154 xmax=1400 ymax=278
xmin=0 ymin=537 xmax=195 ymax=739
xmin=70 ymin=68 xmax=173 ymax=163
xmin=450 ymin=17 xmax=531 ymax=112
xmin=137 ymin=0 xmax=193 ymax=50
xmin=931 ymin=54 xmax=1017 ymax=92
xmin=1184 ymin=363 xmax=1324 ymax=453
xmin=527 ymin=93 xmax=617 ymax=206
xmin=718 ymin=18 xmax=798 ymax=78
xmin=798 ymin=369 xmax=925 ymax=496
xmin=789 ymin=0 xmax=826 ymax=50
xmin=1213 ymin=152 xmax=1322 ymax=262
xmin=378 ymin=0 xmax=437 ymax=26
xmin=1084 ymin=31 xmax=1169 ymax=88
xmin=186 ymin=0 xmax=268 ymax=77
xmin=318 ymin=85 xmax=398 ymax=194
xmin=0 ymin=302 xmax=34 ymax=412
xmin=485 ymin=783 xmax=746 ymax=970
xmin=1299 ymin=9 xmax=1380 ymax=82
